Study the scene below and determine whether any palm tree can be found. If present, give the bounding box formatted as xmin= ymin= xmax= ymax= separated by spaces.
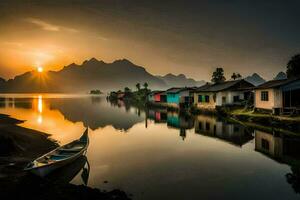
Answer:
xmin=231 ymin=73 xmax=237 ymax=80
xmin=136 ymin=83 xmax=141 ymax=91
xmin=124 ymin=87 xmax=131 ymax=94
xmin=143 ymin=82 xmax=148 ymax=90
xmin=231 ymin=72 xmax=242 ymax=80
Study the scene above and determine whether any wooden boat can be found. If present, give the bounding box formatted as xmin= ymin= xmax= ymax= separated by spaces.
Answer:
xmin=24 ymin=128 xmax=89 ymax=177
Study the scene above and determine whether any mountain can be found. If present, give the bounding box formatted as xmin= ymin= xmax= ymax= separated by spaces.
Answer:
xmin=157 ymin=73 xmax=205 ymax=87
xmin=0 ymin=58 xmax=167 ymax=93
xmin=273 ymin=71 xmax=287 ymax=80
xmin=244 ymin=73 xmax=266 ymax=86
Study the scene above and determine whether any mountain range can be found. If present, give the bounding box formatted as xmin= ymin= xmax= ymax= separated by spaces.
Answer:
xmin=244 ymin=73 xmax=266 ymax=86
xmin=0 ymin=58 xmax=206 ymax=93
xmin=273 ymin=71 xmax=287 ymax=80
xmin=157 ymin=73 xmax=206 ymax=87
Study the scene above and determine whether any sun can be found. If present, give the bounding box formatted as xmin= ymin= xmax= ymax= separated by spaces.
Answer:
xmin=37 ymin=66 xmax=43 ymax=73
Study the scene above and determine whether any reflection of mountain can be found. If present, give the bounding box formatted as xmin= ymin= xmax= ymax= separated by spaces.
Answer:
xmin=49 ymin=97 xmax=145 ymax=131
xmin=194 ymin=115 xmax=253 ymax=146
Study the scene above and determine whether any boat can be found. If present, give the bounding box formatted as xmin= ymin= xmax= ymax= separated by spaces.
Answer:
xmin=24 ymin=128 xmax=89 ymax=177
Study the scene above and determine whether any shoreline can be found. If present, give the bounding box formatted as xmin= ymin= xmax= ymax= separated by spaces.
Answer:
xmin=0 ymin=114 xmax=131 ymax=200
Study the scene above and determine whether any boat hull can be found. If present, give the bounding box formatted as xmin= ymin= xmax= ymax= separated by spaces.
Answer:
xmin=30 ymin=150 xmax=85 ymax=177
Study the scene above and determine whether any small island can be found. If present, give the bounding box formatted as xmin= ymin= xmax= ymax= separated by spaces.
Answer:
xmin=89 ymin=89 xmax=102 ymax=95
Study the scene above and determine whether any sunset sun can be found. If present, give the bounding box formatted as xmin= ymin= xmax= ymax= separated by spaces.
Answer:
xmin=37 ymin=66 xmax=43 ymax=73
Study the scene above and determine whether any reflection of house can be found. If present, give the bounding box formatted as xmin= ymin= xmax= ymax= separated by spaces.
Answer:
xmin=254 ymin=77 xmax=300 ymax=114
xmin=148 ymin=109 xmax=168 ymax=123
xmin=166 ymin=87 xmax=196 ymax=108
xmin=167 ymin=112 xmax=194 ymax=140
xmin=194 ymin=115 xmax=253 ymax=146
xmin=194 ymin=80 xmax=254 ymax=110
xmin=255 ymin=130 xmax=300 ymax=161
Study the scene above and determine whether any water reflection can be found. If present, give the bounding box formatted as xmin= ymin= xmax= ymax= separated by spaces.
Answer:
xmin=255 ymin=130 xmax=300 ymax=194
xmin=47 ymin=155 xmax=89 ymax=185
xmin=194 ymin=115 xmax=253 ymax=146
xmin=0 ymin=95 xmax=300 ymax=199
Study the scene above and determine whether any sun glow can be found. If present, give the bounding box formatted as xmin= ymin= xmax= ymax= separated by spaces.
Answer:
xmin=37 ymin=66 xmax=44 ymax=73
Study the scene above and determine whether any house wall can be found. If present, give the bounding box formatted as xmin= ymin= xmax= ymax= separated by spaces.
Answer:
xmin=167 ymin=93 xmax=180 ymax=104
xmin=216 ymin=91 xmax=245 ymax=106
xmin=148 ymin=94 xmax=155 ymax=102
xmin=194 ymin=92 xmax=216 ymax=109
xmin=254 ymin=88 xmax=282 ymax=110
xmin=154 ymin=94 xmax=161 ymax=102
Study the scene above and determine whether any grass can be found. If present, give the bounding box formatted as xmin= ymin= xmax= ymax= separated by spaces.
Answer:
xmin=230 ymin=108 xmax=300 ymax=122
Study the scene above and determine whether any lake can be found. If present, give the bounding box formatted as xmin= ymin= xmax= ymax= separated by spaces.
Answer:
xmin=0 ymin=94 xmax=299 ymax=200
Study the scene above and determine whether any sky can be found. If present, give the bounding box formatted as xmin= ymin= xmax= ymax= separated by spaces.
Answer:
xmin=0 ymin=0 xmax=300 ymax=81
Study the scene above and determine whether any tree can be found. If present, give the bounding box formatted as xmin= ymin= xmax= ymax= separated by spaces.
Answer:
xmin=231 ymin=72 xmax=242 ymax=80
xmin=287 ymin=54 xmax=300 ymax=78
xmin=124 ymin=87 xmax=131 ymax=94
xmin=136 ymin=83 xmax=141 ymax=91
xmin=231 ymin=73 xmax=237 ymax=80
xmin=143 ymin=82 xmax=148 ymax=89
xmin=211 ymin=67 xmax=226 ymax=83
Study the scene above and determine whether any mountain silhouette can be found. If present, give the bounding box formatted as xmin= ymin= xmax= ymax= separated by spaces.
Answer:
xmin=244 ymin=73 xmax=266 ymax=86
xmin=273 ymin=71 xmax=287 ymax=80
xmin=157 ymin=73 xmax=205 ymax=87
xmin=0 ymin=58 xmax=167 ymax=93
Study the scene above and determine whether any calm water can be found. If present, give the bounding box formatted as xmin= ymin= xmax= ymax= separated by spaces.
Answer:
xmin=0 ymin=94 xmax=299 ymax=200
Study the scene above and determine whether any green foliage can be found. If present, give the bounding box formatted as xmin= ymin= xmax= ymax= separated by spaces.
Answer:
xmin=231 ymin=72 xmax=242 ymax=80
xmin=124 ymin=87 xmax=131 ymax=94
xmin=90 ymin=89 xmax=102 ymax=94
xmin=143 ymin=82 xmax=148 ymax=89
xmin=211 ymin=67 xmax=226 ymax=83
xmin=287 ymin=54 xmax=300 ymax=78
xmin=136 ymin=83 xmax=141 ymax=91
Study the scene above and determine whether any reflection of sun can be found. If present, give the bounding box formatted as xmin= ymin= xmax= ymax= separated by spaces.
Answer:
xmin=37 ymin=67 xmax=43 ymax=73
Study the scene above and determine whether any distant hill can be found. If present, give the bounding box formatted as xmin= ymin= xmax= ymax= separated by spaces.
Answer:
xmin=157 ymin=73 xmax=205 ymax=87
xmin=0 ymin=58 xmax=167 ymax=93
xmin=273 ymin=71 xmax=287 ymax=80
xmin=244 ymin=73 xmax=266 ymax=86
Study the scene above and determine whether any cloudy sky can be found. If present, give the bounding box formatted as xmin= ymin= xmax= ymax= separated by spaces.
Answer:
xmin=0 ymin=0 xmax=299 ymax=81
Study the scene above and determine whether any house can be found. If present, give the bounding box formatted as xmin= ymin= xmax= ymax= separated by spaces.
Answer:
xmin=194 ymin=79 xmax=254 ymax=110
xmin=166 ymin=87 xmax=196 ymax=108
xmin=148 ymin=91 xmax=167 ymax=103
xmin=254 ymin=77 xmax=300 ymax=114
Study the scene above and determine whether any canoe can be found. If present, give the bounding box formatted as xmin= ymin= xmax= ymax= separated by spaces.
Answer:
xmin=24 ymin=128 xmax=89 ymax=177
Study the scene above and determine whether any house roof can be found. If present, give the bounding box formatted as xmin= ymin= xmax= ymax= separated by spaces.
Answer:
xmin=166 ymin=87 xmax=196 ymax=94
xmin=149 ymin=90 xmax=164 ymax=95
xmin=195 ymin=83 xmax=212 ymax=92
xmin=255 ymin=77 xmax=300 ymax=89
xmin=200 ymin=79 xmax=254 ymax=92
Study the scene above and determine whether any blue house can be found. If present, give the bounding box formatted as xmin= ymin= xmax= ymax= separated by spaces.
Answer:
xmin=166 ymin=87 xmax=196 ymax=108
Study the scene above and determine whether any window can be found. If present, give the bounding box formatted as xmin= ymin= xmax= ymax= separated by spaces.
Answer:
xmin=261 ymin=139 xmax=269 ymax=150
xmin=198 ymin=95 xmax=203 ymax=102
xmin=233 ymin=95 xmax=240 ymax=102
xmin=206 ymin=122 xmax=210 ymax=131
xmin=222 ymin=96 xmax=226 ymax=104
xmin=205 ymin=95 xmax=209 ymax=102
xmin=261 ymin=91 xmax=269 ymax=101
